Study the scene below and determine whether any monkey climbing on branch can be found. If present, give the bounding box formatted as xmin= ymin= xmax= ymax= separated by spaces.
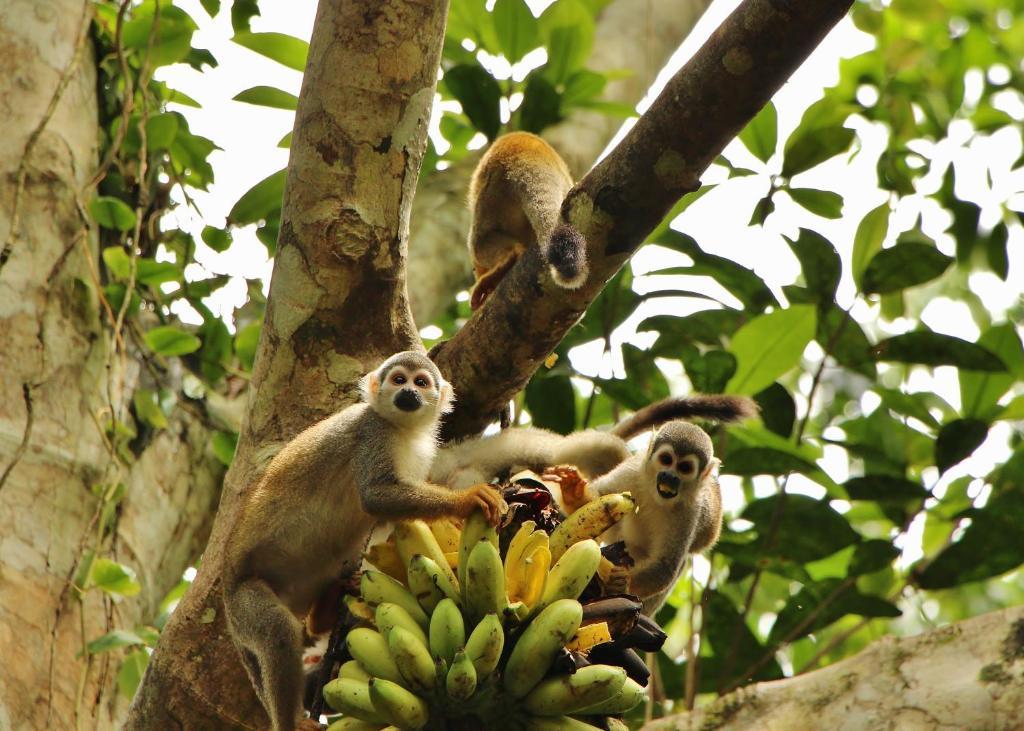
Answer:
xmin=222 ymin=351 xmax=505 ymax=731
xmin=467 ymin=131 xmax=588 ymax=309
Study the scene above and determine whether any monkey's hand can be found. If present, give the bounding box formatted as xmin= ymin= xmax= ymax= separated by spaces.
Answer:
xmin=457 ymin=484 xmax=506 ymax=526
xmin=297 ymin=718 xmax=324 ymax=730
xmin=603 ymin=564 xmax=631 ymax=595
xmin=542 ymin=464 xmax=591 ymax=514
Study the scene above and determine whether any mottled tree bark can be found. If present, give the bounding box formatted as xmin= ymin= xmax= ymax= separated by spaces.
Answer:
xmin=643 ymin=606 xmax=1024 ymax=731
xmin=0 ymin=1 xmax=223 ymax=729
xmin=125 ymin=1 xmax=449 ymax=728
xmin=407 ymin=0 xmax=713 ymax=326
xmin=435 ymin=0 xmax=854 ymax=440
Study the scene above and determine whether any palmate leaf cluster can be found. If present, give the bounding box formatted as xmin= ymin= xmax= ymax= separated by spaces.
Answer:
xmin=82 ymin=0 xmax=1023 ymax=716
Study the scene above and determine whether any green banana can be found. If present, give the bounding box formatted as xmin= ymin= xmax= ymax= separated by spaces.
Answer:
xmin=523 ymin=664 xmax=626 ymax=716
xmin=549 ymin=492 xmax=636 ymax=561
xmin=360 ymin=570 xmax=429 ymax=628
xmin=321 ymin=677 xmax=386 ymax=723
xmin=532 ymin=540 xmax=601 ymax=615
xmin=429 ymin=597 xmax=465 ymax=665
xmin=576 ymin=677 xmax=647 ymax=715
xmin=367 ymin=678 xmax=430 ymax=730
xmin=346 ymin=627 xmax=402 ymax=683
xmin=465 ymin=539 xmax=507 ymax=620
xmin=375 ymin=602 xmax=428 ymax=649
xmin=325 ymin=717 xmax=384 ymax=731
xmin=458 ymin=510 xmax=497 ymax=594
xmin=445 ymin=649 xmax=477 ymax=701
xmin=408 ymin=553 xmax=461 ymax=612
xmin=464 ymin=612 xmax=504 ymax=679
xmin=338 ymin=659 xmax=371 ymax=682
xmin=393 ymin=520 xmax=459 ymax=590
xmin=503 ymin=599 xmax=583 ymax=698
xmin=386 ymin=626 xmax=436 ymax=692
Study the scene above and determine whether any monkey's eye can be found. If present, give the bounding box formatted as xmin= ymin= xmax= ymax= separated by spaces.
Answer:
xmin=414 ymin=375 xmax=430 ymax=388
xmin=391 ymin=373 xmax=407 ymax=385
xmin=657 ymin=452 xmax=673 ymax=467
xmin=678 ymin=455 xmax=699 ymax=477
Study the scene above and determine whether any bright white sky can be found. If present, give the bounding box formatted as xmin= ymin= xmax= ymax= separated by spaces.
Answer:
xmin=159 ymin=0 xmax=1022 ymax=573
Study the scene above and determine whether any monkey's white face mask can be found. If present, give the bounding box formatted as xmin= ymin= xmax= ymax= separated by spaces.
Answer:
xmin=361 ymin=361 xmax=455 ymax=428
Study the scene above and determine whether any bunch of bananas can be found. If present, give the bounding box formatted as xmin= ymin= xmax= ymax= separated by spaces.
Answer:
xmin=322 ymin=488 xmax=646 ymax=730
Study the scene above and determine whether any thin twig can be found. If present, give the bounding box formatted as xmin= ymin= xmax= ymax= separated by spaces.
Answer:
xmin=0 ymin=384 xmax=35 ymax=494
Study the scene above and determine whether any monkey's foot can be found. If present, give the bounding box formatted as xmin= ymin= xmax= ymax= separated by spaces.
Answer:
xmin=542 ymin=464 xmax=590 ymax=513
xmin=604 ymin=565 xmax=630 ymax=595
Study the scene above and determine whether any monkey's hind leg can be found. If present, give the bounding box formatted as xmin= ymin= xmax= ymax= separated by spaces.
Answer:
xmin=225 ymin=578 xmax=307 ymax=731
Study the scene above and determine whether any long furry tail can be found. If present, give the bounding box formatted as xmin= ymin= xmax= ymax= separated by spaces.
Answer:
xmin=544 ymin=223 xmax=588 ymax=289
xmin=612 ymin=394 xmax=759 ymax=439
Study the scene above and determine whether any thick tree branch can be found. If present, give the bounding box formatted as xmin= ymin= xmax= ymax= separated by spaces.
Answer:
xmin=642 ymin=606 xmax=1024 ymax=730
xmin=126 ymin=1 xmax=447 ymax=728
xmin=437 ymin=0 xmax=853 ymax=439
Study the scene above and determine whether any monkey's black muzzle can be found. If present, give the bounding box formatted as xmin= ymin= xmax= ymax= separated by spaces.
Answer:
xmin=656 ymin=471 xmax=681 ymax=498
xmin=394 ymin=388 xmax=422 ymax=412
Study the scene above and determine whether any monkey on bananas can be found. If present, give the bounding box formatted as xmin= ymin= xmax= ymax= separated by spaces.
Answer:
xmin=467 ymin=131 xmax=588 ymax=309
xmin=222 ymin=351 xmax=505 ymax=731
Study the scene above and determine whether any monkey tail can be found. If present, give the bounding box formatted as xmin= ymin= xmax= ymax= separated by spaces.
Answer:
xmin=611 ymin=395 xmax=759 ymax=439
xmin=544 ymin=223 xmax=589 ymax=289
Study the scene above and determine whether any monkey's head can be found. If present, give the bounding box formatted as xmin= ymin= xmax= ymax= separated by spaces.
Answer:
xmin=361 ymin=351 xmax=454 ymax=427
xmin=644 ymin=421 xmax=718 ymax=500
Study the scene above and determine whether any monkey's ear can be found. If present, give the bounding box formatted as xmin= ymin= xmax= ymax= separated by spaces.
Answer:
xmin=702 ymin=457 xmax=721 ymax=480
xmin=360 ymin=371 xmax=380 ymax=402
xmin=438 ymin=379 xmax=456 ymax=414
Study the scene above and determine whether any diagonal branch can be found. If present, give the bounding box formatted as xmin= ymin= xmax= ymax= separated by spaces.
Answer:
xmin=436 ymin=0 xmax=854 ymax=440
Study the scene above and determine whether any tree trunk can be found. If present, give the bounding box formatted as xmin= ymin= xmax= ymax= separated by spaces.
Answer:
xmin=0 ymin=1 xmax=223 ymax=729
xmin=125 ymin=1 xmax=449 ymax=728
xmin=643 ymin=606 xmax=1024 ymax=731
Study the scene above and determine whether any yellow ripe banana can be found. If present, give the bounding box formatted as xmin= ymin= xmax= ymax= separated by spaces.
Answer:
xmin=338 ymin=659 xmax=371 ymax=682
xmin=408 ymin=554 xmax=461 ymax=611
xmin=321 ymin=677 xmax=386 ymax=723
xmin=367 ymin=678 xmax=429 ymax=730
xmin=503 ymin=599 xmax=583 ymax=698
xmin=596 ymin=556 xmax=616 ymax=584
xmin=576 ymin=677 xmax=647 ymax=715
xmin=325 ymin=717 xmax=384 ymax=731
xmin=360 ymin=571 xmax=429 ymax=628
xmin=464 ymin=613 xmax=504 ymax=679
xmin=465 ymin=539 xmax=507 ymax=620
xmin=504 ymin=520 xmax=538 ymax=571
xmin=458 ymin=510 xmax=497 ymax=593
xmin=375 ymin=602 xmax=428 ymax=650
xmin=445 ymin=649 xmax=478 ymax=701
xmin=523 ymin=664 xmax=626 ymax=716
xmin=506 ymin=527 xmax=551 ymax=607
xmin=346 ymin=628 xmax=402 ymax=684
xmin=429 ymin=517 xmax=462 ymax=553
xmin=565 ymin=621 xmax=612 ymax=652
xmin=364 ymin=540 xmax=407 ymax=583
xmin=344 ymin=595 xmax=377 ymax=624
xmin=532 ymin=539 xmax=601 ymax=616
xmin=549 ymin=492 xmax=637 ymax=561
xmin=394 ymin=520 xmax=459 ymax=591
xmin=386 ymin=626 xmax=437 ymax=692
xmin=428 ymin=597 xmax=465 ymax=665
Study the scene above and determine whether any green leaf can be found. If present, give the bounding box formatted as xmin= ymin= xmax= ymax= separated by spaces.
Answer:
xmin=133 ymin=388 xmax=169 ymax=429
xmin=443 ymin=65 xmax=502 ymax=140
xmin=788 ymin=188 xmax=843 ymax=219
xmin=742 ymin=494 xmax=860 ymax=564
xmin=915 ymin=488 xmax=1024 ymax=589
xmin=726 ymin=305 xmax=817 ymax=395
xmin=782 ymin=97 xmax=855 ymax=177
xmin=849 ymin=540 xmax=900 ymax=575
xmin=738 ymin=101 xmax=777 ymax=163
xmin=277 ymin=131 xmax=292 ymax=149
xmin=145 ymin=112 xmax=179 ymax=149
xmin=935 ymin=419 xmax=988 ymax=473
xmin=817 ymin=305 xmax=875 ymax=378
xmin=851 ymin=203 xmax=890 ymax=288
xmin=212 ymin=431 xmax=238 ymax=467
xmin=596 ymin=344 xmax=669 ymax=411
xmin=232 ymin=31 xmax=308 ymax=72
xmin=875 ymin=387 xmax=945 ymax=429
xmin=703 ymin=591 xmax=783 ymax=686
xmin=539 ymin=0 xmax=595 ymax=83
xmin=525 ymin=373 xmax=576 ymax=435
xmin=201 ymin=226 xmax=232 ymax=253
xmin=682 ymin=350 xmax=736 ymax=394
xmin=518 ymin=74 xmax=562 ymax=133
xmin=985 ymin=222 xmax=1009 ymax=279
xmin=234 ymin=321 xmax=262 ymax=371
xmin=749 ymin=194 xmax=775 ymax=226
xmin=872 ymin=331 xmax=1006 ymax=372
xmin=86 ymin=629 xmax=147 ymax=655
xmin=90 ymin=196 xmax=137 ymax=232
xmin=861 ymin=242 xmax=952 ymax=294
xmin=199 ymin=0 xmax=220 ymax=16
xmin=785 ymin=229 xmax=840 ymax=303
xmin=122 ymin=4 xmax=197 ymax=67
xmin=644 ymin=309 xmax=745 ymax=352
xmin=562 ymin=69 xmax=606 ymax=105
xmin=754 ymin=383 xmax=795 ymax=438
xmin=136 ymin=258 xmax=180 ymax=287
xmin=959 ymin=324 xmax=1024 ymax=419
xmin=117 ymin=649 xmax=150 ymax=699
xmin=230 ymin=0 xmax=259 ymax=32
xmin=227 ymin=169 xmax=287 ymax=226
xmin=492 ymin=0 xmax=538 ymax=64
xmin=768 ymin=579 xmax=899 ymax=645
xmin=88 ymin=558 xmax=140 ymax=597
xmin=144 ymin=326 xmax=202 ymax=357
xmin=102 ymin=247 xmax=131 ymax=280
xmin=723 ymin=447 xmax=819 ymax=477
xmin=232 ymin=85 xmax=298 ymax=110
xmin=843 ymin=475 xmax=927 ymax=501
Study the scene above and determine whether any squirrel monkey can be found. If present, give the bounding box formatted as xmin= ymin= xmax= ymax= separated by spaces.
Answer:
xmin=222 ymin=351 xmax=504 ymax=731
xmin=577 ymin=421 xmax=727 ymax=615
xmin=467 ymin=131 xmax=588 ymax=309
